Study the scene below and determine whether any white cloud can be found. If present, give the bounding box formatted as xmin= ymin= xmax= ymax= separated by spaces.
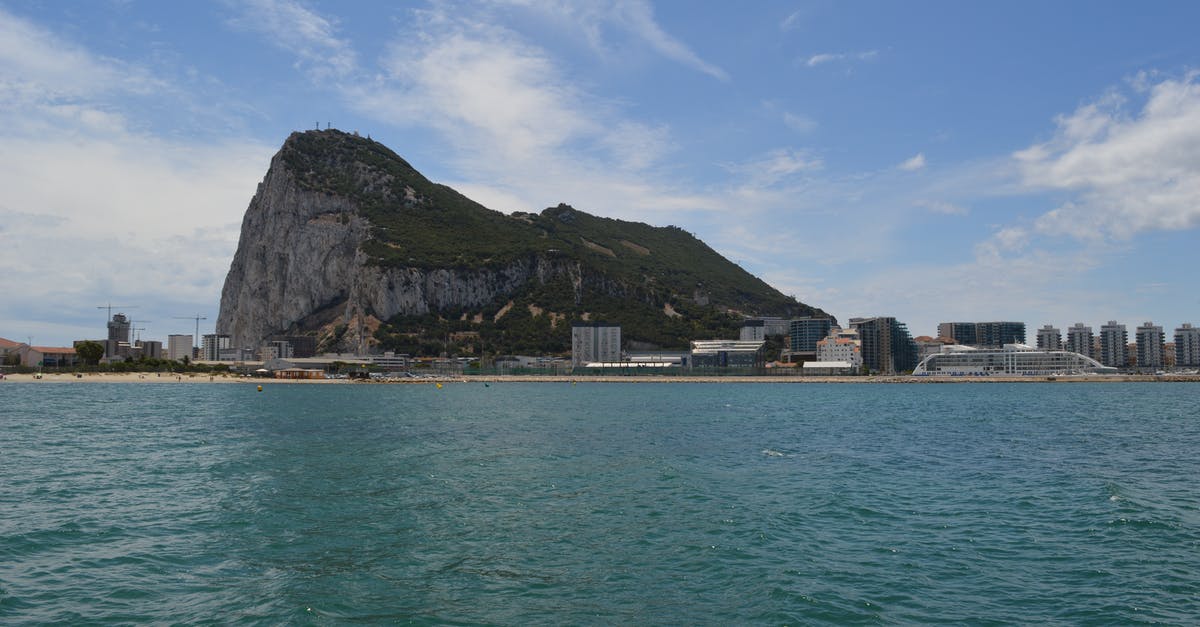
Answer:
xmin=225 ymin=0 xmax=356 ymax=79
xmin=502 ymin=0 xmax=729 ymax=80
xmin=340 ymin=8 xmax=726 ymax=220
xmin=898 ymin=152 xmax=926 ymax=171
xmin=725 ymin=148 xmax=823 ymax=187
xmin=916 ymin=200 xmax=967 ymax=215
xmin=783 ymin=111 xmax=817 ymax=133
xmin=780 ymin=10 xmax=806 ymax=31
xmin=0 ymin=7 xmax=274 ymax=345
xmin=804 ymin=50 xmax=877 ymax=68
xmin=1015 ymin=74 xmax=1200 ymax=239
xmin=611 ymin=0 xmax=729 ymax=81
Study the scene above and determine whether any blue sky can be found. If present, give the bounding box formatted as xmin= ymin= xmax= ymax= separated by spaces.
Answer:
xmin=3 ymin=0 xmax=1200 ymax=347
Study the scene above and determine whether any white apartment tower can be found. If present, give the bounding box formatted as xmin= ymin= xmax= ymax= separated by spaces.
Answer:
xmin=1066 ymin=323 xmax=1094 ymax=359
xmin=1036 ymin=325 xmax=1063 ymax=350
xmin=571 ymin=322 xmax=621 ymax=367
xmin=1175 ymin=323 xmax=1200 ymax=368
xmin=1136 ymin=322 xmax=1165 ymax=370
xmin=1099 ymin=321 xmax=1128 ymax=368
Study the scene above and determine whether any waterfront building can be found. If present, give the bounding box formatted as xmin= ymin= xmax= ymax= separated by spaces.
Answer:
xmin=1035 ymin=325 xmax=1063 ymax=350
xmin=914 ymin=335 xmax=954 ymax=364
xmin=1099 ymin=321 xmax=1128 ymax=368
xmin=741 ymin=318 xmax=792 ymax=341
xmin=789 ymin=317 xmax=834 ymax=354
xmin=851 ymin=316 xmax=918 ymax=374
xmin=1066 ymin=323 xmax=1095 ymax=359
xmin=690 ymin=339 xmax=766 ymax=369
xmin=167 ymin=334 xmax=193 ymax=361
xmin=937 ymin=321 xmax=1025 ymax=348
xmin=937 ymin=322 xmax=977 ymax=346
xmin=571 ymin=322 xmax=621 ymax=367
xmin=201 ymin=334 xmax=232 ymax=361
xmin=802 ymin=361 xmax=855 ymax=376
xmin=19 ymin=345 xmax=79 ymax=368
xmin=1136 ymin=322 xmax=1165 ymax=370
xmin=816 ymin=327 xmax=862 ymax=369
xmin=1 ymin=337 xmax=22 ymax=365
xmin=1176 ymin=323 xmax=1200 ymax=368
xmin=913 ymin=344 xmax=1117 ymax=376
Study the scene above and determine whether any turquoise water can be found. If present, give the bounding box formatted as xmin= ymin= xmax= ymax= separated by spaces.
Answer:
xmin=1 ymin=381 xmax=1198 ymax=624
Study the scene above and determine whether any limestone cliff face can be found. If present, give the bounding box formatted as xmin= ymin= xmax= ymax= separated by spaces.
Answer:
xmin=218 ymin=129 xmax=828 ymax=353
xmin=217 ymin=149 xmax=362 ymax=350
xmin=217 ymin=146 xmax=589 ymax=350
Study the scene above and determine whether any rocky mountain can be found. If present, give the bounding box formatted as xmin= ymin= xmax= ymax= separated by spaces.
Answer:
xmin=217 ymin=130 xmax=831 ymax=355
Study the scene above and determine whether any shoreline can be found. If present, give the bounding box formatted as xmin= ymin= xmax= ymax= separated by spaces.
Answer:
xmin=3 ymin=372 xmax=1199 ymax=384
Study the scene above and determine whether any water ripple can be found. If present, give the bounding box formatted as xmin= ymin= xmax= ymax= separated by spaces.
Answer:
xmin=1 ymin=382 xmax=1199 ymax=623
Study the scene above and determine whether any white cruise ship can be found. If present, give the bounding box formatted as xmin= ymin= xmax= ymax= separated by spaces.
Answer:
xmin=912 ymin=343 xmax=1118 ymax=376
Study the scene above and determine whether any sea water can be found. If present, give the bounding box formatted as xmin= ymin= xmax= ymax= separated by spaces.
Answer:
xmin=1 ymin=381 xmax=1198 ymax=624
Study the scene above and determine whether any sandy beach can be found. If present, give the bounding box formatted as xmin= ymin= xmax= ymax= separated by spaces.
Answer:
xmin=3 ymin=372 xmax=1199 ymax=384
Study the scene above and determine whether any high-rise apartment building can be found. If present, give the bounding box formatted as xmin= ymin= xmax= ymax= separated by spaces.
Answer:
xmin=937 ymin=322 xmax=977 ymax=345
xmin=1099 ymin=321 xmax=1128 ymax=368
xmin=1136 ymin=322 xmax=1165 ymax=370
xmin=1175 ymin=323 xmax=1200 ymax=367
xmin=202 ymin=334 xmax=232 ymax=361
xmin=1066 ymin=323 xmax=1095 ymax=358
xmin=850 ymin=317 xmax=918 ymax=374
xmin=1035 ymin=325 xmax=1062 ymax=350
xmin=938 ymin=321 xmax=1025 ymax=348
xmin=571 ymin=322 xmax=621 ymax=367
xmin=789 ymin=317 xmax=834 ymax=354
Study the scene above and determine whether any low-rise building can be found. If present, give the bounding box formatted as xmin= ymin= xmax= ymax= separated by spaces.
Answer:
xmin=817 ymin=327 xmax=863 ymax=370
xmin=914 ymin=335 xmax=954 ymax=364
xmin=690 ymin=339 xmax=766 ymax=369
xmin=802 ymin=361 xmax=855 ymax=376
xmin=913 ymin=344 xmax=1116 ymax=376
xmin=20 ymin=345 xmax=79 ymax=368
xmin=136 ymin=340 xmax=163 ymax=360
xmin=0 ymin=337 xmax=21 ymax=365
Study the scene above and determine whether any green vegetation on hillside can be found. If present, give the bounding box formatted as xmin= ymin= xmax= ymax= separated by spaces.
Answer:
xmin=280 ymin=129 xmax=831 ymax=355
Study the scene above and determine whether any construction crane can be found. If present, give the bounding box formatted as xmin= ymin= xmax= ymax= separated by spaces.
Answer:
xmin=96 ymin=303 xmax=137 ymax=323
xmin=172 ymin=314 xmax=208 ymax=349
xmin=129 ymin=319 xmax=153 ymax=343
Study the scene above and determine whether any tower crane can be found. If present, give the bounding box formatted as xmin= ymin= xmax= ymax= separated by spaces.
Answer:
xmin=172 ymin=314 xmax=208 ymax=349
xmin=96 ymin=303 xmax=137 ymax=323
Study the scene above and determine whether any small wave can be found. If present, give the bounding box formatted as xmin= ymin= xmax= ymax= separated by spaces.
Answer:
xmin=761 ymin=449 xmax=787 ymax=458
